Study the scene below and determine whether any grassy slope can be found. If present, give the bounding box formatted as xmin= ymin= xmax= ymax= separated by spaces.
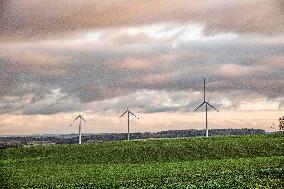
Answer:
xmin=1 ymin=134 xmax=284 ymax=188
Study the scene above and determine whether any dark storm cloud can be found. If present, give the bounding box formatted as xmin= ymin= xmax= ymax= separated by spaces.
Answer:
xmin=0 ymin=0 xmax=283 ymax=41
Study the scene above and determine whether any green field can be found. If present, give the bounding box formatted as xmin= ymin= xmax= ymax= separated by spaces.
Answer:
xmin=1 ymin=134 xmax=284 ymax=188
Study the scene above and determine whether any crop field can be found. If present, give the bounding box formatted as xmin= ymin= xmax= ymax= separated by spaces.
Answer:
xmin=1 ymin=134 xmax=284 ymax=188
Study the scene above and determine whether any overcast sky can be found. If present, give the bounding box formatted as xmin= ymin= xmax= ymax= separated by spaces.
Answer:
xmin=0 ymin=0 xmax=283 ymax=135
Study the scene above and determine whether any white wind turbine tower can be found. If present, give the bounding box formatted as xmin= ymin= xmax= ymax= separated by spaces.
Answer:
xmin=119 ymin=108 xmax=139 ymax=141
xmin=194 ymin=78 xmax=219 ymax=137
xmin=69 ymin=115 xmax=86 ymax=144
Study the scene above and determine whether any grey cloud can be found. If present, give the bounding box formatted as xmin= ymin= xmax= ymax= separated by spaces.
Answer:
xmin=0 ymin=0 xmax=283 ymax=41
xmin=91 ymin=90 xmax=198 ymax=114
xmin=90 ymin=89 xmax=283 ymax=114
xmin=21 ymin=89 xmax=84 ymax=115
xmin=0 ymin=28 xmax=283 ymax=115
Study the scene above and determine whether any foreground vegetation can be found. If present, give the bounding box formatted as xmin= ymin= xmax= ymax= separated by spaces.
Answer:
xmin=1 ymin=134 xmax=284 ymax=188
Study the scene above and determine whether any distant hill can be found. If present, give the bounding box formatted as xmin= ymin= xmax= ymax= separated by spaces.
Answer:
xmin=0 ymin=128 xmax=267 ymax=148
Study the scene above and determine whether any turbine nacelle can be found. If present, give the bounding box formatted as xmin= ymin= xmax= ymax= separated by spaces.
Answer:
xmin=74 ymin=115 xmax=86 ymax=122
xmin=194 ymin=102 xmax=219 ymax=112
xmin=119 ymin=109 xmax=140 ymax=119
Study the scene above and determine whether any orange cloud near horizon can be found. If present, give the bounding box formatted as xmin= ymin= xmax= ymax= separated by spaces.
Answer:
xmin=0 ymin=110 xmax=282 ymax=135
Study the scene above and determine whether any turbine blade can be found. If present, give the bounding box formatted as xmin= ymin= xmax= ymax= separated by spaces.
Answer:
xmin=69 ymin=118 xmax=77 ymax=126
xmin=194 ymin=102 xmax=205 ymax=111
xmin=119 ymin=110 xmax=128 ymax=118
xmin=129 ymin=111 xmax=139 ymax=119
xmin=204 ymin=78 xmax=206 ymax=102
xmin=81 ymin=117 xmax=86 ymax=122
xmin=74 ymin=116 xmax=80 ymax=121
xmin=207 ymin=102 xmax=219 ymax=112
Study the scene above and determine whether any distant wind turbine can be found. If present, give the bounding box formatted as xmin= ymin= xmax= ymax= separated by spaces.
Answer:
xmin=194 ymin=78 xmax=219 ymax=137
xmin=69 ymin=115 xmax=86 ymax=144
xmin=119 ymin=108 xmax=139 ymax=141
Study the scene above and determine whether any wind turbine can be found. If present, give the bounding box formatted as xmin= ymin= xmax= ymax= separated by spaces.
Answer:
xmin=119 ymin=108 xmax=139 ymax=141
xmin=69 ymin=115 xmax=86 ymax=144
xmin=194 ymin=78 xmax=219 ymax=137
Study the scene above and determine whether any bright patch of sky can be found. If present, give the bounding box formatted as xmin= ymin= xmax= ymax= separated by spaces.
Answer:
xmin=240 ymin=98 xmax=280 ymax=111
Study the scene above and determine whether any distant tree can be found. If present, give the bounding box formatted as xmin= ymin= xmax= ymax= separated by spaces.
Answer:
xmin=279 ymin=116 xmax=284 ymax=131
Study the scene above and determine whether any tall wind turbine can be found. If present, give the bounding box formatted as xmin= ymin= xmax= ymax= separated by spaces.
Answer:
xmin=194 ymin=78 xmax=219 ymax=137
xmin=119 ymin=108 xmax=139 ymax=141
xmin=69 ymin=115 xmax=86 ymax=144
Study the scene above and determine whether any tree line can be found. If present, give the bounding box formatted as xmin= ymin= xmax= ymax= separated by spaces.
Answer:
xmin=0 ymin=128 xmax=268 ymax=148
